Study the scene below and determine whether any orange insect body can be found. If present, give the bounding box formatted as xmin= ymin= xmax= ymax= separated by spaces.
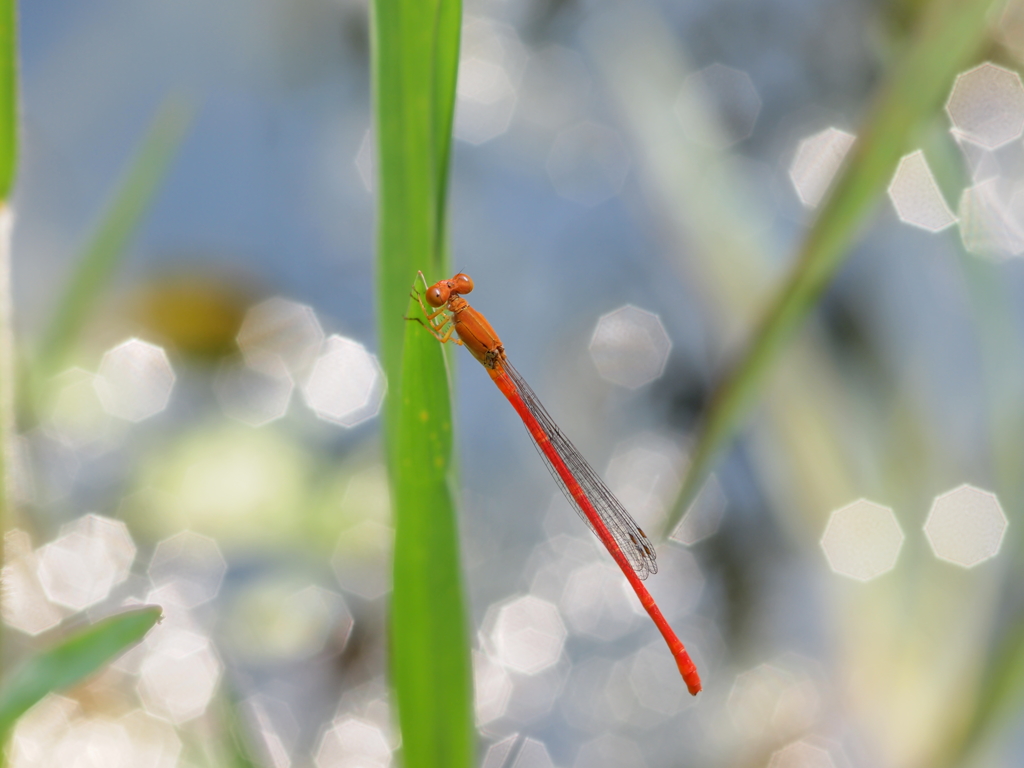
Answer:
xmin=414 ymin=272 xmax=702 ymax=695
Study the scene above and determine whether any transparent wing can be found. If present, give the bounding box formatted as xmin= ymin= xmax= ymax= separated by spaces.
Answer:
xmin=502 ymin=361 xmax=658 ymax=579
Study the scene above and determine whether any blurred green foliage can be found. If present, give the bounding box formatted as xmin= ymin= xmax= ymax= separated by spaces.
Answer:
xmin=0 ymin=607 xmax=162 ymax=739
xmin=0 ymin=0 xmax=16 ymax=201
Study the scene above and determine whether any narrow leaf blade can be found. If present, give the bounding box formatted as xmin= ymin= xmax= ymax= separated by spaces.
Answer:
xmin=0 ymin=606 xmax=162 ymax=734
xmin=665 ymin=0 xmax=1005 ymax=535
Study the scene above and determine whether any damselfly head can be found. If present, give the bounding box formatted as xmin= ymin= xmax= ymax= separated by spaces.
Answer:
xmin=425 ymin=283 xmax=449 ymax=307
xmin=450 ymin=273 xmax=474 ymax=295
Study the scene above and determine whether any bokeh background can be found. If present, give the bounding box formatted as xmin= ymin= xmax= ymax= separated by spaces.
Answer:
xmin=4 ymin=0 xmax=1024 ymax=767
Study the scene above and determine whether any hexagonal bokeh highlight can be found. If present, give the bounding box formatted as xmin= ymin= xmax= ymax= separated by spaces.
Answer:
xmin=2 ymin=529 xmax=66 ymax=635
xmin=924 ymin=484 xmax=1007 ymax=568
xmin=93 ymin=338 xmax=175 ymax=422
xmin=789 ymin=127 xmax=856 ymax=208
xmin=315 ymin=717 xmax=393 ymax=768
xmin=820 ymin=499 xmax=904 ymax=582
xmin=573 ymin=734 xmax=645 ymax=768
xmin=214 ymin=354 xmax=294 ymax=427
xmin=148 ymin=530 xmax=227 ymax=608
xmin=10 ymin=705 xmax=184 ymax=768
xmin=302 ymin=335 xmax=386 ymax=428
xmin=727 ymin=662 xmax=821 ymax=741
xmin=603 ymin=432 xmax=684 ymax=532
xmin=589 ymin=305 xmax=672 ymax=389
xmin=473 ymin=651 xmax=513 ymax=725
xmin=561 ymin=561 xmax=636 ymax=641
xmin=36 ymin=514 xmax=136 ymax=610
xmin=237 ymin=296 xmax=325 ymax=380
xmin=546 ymin=121 xmax=630 ymax=206
xmin=490 ymin=594 xmax=566 ymax=675
xmin=958 ymin=178 xmax=1024 ymax=259
xmin=888 ymin=150 xmax=957 ymax=232
xmin=241 ymin=694 xmax=299 ymax=768
xmin=48 ymin=367 xmax=112 ymax=447
xmin=945 ymin=62 xmax=1024 ymax=149
xmin=454 ymin=18 xmax=525 ymax=146
xmin=137 ymin=628 xmax=222 ymax=724
xmin=675 ymin=63 xmax=761 ymax=148
xmin=671 ymin=473 xmax=727 ymax=545
xmin=769 ymin=740 xmax=835 ymax=768
xmin=482 ymin=734 xmax=555 ymax=768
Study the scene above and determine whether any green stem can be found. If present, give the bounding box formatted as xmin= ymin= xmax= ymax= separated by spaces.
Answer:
xmin=664 ymin=0 xmax=1007 ymax=536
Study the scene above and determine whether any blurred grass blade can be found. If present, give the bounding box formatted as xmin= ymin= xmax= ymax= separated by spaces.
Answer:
xmin=372 ymin=1 xmax=472 ymax=767
xmin=0 ymin=0 xmax=16 ymax=201
xmin=35 ymin=95 xmax=192 ymax=378
xmin=930 ymin=610 xmax=1024 ymax=768
xmin=0 ymin=0 xmax=17 ymax=666
xmin=391 ymin=319 xmax=470 ymax=768
xmin=664 ymin=0 xmax=1004 ymax=536
xmin=0 ymin=606 xmax=161 ymax=736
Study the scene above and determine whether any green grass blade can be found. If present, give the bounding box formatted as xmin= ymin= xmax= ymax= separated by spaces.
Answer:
xmin=35 ymin=96 xmax=192 ymax=379
xmin=0 ymin=0 xmax=16 ymax=201
xmin=0 ymin=606 xmax=161 ymax=736
xmin=664 ymin=0 xmax=1005 ymax=536
xmin=371 ymin=1 xmax=472 ymax=767
xmin=0 ymin=0 xmax=17 ymax=669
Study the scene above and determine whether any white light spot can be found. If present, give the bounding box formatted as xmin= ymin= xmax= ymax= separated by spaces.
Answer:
xmin=2 ymin=529 xmax=67 ymax=635
xmin=118 ymin=709 xmax=183 ymax=768
xmin=237 ymin=297 xmax=325 ymax=381
xmin=560 ymin=561 xmax=636 ymax=641
xmin=789 ymin=127 xmax=856 ymax=208
xmin=482 ymin=734 xmax=518 ymax=768
xmin=302 ymin=335 xmax=386 ymax=428
xmin=945 ymin=62 xmax=1024 ymax=149
xmin=47 ymin=368 xmax=114 ymax=447
xmin=728 ymin=663 xmax=821 ymax=741
xmin=604 ymin=433 xmax=684 ymax=531
xmin=137 ymin=628 xmax=222 ymax=723
xmin=924 ymin=484 xmax=1007 ymax=567
xmin=50 ymin=718 xmax=131 ymax=768
xmin=546 ymin=121 xmax=630 ymax=206
xmin=958 ymin=177 xmax=1024 ymax=259
xmin=573 ymin=734 xmax=646 ymax=768
xmin=315 ymin=717 xmax=393 ymax=768
xmin=671 ymin=473 xmax=727 ymax=545
xmin=8 ymin=694 xmax=79 ymax=767
xmin=627 ymin=642 xmax=690 ymax=717
xmin=94 ymin=338 xmax=175 ymax=422
xmin=514 ymin=737 xmax=556 ymax=768
xmin=491 ymin=595 xmax=566 ymax=675
xmin=820 ymin=499 xmax=904 ymax=581
xmin=241 ymin=695 xmax=299 ymax=768
xmin=36 ymin=514 xmax=136 ymax=611
xmin=675 ymin=63 xmax=761 ymax=148
xmin=148 ymin=530 xmax=227 ymax=608
xmin=215 ymin=353 xmax=294 ymax=427
xmin=589 ymin=305 xmax=672 ymax=389
xmin=474 ymin=651 xmax=513 ymax=725
xmin=888 ymin=150 xmax=957 ymax=232
xmin=454 ymin=18 xmax=525 ymax=145
xmin=768 ymin=740 xmax=836 ymax=768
